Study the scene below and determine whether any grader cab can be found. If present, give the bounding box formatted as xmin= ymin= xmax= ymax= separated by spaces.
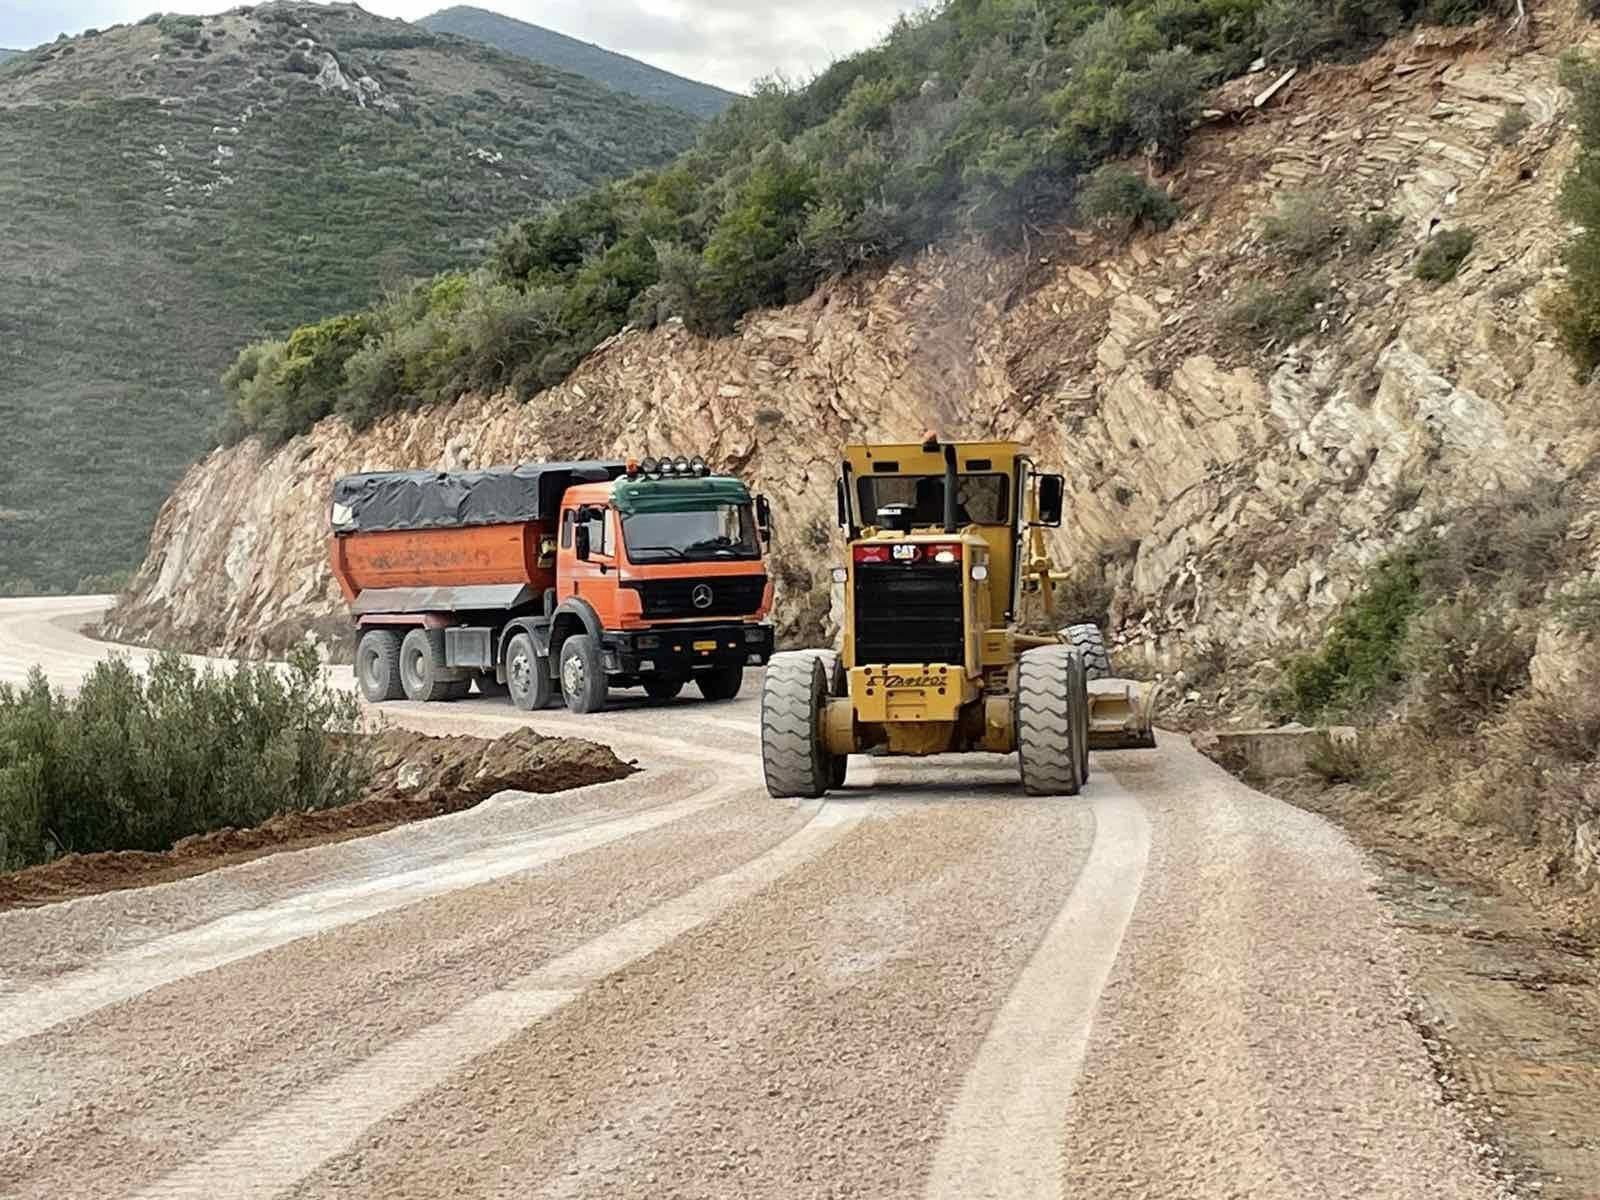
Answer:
xmin=760 ymin=436 xmax=1158 ymax=799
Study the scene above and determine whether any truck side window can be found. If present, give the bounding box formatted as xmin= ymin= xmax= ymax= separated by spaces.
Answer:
xmin=585 ymin=508 xmax=611 ymax=557
xmin=560 ymin=510 xmax=574 ymax=549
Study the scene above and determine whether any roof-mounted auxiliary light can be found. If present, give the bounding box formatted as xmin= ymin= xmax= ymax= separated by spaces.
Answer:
xmin=690 ymin=455 xmax=708 ymax=476
xmin=673 ymin=456 xmax=691 ymax=475
xmin=640 ymin=456 xmax=660 ymax=475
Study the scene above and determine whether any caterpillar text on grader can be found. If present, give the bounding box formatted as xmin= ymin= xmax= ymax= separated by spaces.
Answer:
xmin=760 ymin=436 xmax=1158 ymax=799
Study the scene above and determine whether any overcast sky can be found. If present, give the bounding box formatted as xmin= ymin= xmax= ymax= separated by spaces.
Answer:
xmin=0 ymin=0 xmax=922 ymax=93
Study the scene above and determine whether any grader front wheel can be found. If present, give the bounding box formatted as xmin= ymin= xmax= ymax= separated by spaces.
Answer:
xmin=761 ymin=653 xmax=834 ymax=799
xmin=1017 ymin=646 xmax=1089 ymax=797
xmin=1062 ymin=624 xmax=1112 ymax=681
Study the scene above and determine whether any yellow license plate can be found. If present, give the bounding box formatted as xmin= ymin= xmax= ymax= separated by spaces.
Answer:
xmin=694 ymin=640 xmax=718 ymax=652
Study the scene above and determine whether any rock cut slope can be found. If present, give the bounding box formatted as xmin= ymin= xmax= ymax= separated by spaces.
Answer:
xmin=109 ymin=15 xmax=1598 ymax=677
xmin=0 ymin=1 xmax=697 ymax=596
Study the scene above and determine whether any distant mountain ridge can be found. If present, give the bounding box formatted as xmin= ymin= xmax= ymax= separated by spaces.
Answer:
xmin=420 ymin=6 xmax=737 ymax=119
xmin=0 ymin=1 xmax=697 ymax=593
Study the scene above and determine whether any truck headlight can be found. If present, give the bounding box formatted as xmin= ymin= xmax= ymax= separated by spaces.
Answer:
xmin=744 ymin=626 xmax=766 ymax=643
xmin=972 ymin=565 xmax=989 ymax=581
xmin=637 ymin=634 xmax=660 ymax=650
xmin=831 ymin=567 xmax=848 ymax=584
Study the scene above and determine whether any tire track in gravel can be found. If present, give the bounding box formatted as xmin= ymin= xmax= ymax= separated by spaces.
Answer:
xmin=127 ymin=801 xmax=870 ymax=1200
xmin=0 ymin=798 xmax=813 ymax=1200
xmin=1053 ymin=743 xmax=1504 ymax=1200
xmin=923 ymin=781 xmax=1150 ymax=1199
xmin=0 ymin=784 xmax=736 ymax=1046
xmin=276 ymin=790 xmax=1095 ymax=1200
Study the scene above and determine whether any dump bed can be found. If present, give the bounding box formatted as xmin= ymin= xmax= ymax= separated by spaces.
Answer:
xmin=329 ymin=461 xmax=624 ymax=609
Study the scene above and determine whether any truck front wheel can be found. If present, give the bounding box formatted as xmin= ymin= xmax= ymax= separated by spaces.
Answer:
xmin=696 ymin=664 xmax=744 ymax=702
xmin=559 ymin=635 xmax=609 ymax=714
xmin=505 ymin=632 xmax=551 ymax=712
xmin=400 ymin=628 xmax=454 ymax=703
xmin=356 ymin=629 xmax=404 ymax=703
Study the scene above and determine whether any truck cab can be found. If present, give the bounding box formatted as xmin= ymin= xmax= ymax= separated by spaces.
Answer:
xmin=330 ymin=457 xmax=775 ymax=715
xmin=544 ymin=467 xmax=776 ymax=710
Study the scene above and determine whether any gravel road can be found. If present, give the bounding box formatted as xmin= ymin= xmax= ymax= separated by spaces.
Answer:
xmin=0 ymin=598 xmax=1510 ymax=1199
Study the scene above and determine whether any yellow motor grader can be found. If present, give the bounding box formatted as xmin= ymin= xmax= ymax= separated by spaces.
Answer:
xmin=760 ymin=436 xmax=1158 ymax=799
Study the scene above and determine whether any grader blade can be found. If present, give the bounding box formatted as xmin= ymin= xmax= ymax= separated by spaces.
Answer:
xmin=1086 ymin=678 xmax=1160 ymax=751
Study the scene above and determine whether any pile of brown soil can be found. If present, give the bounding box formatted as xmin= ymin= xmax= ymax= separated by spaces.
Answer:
xmin=0 ymin=727 xmax=636 ymax=911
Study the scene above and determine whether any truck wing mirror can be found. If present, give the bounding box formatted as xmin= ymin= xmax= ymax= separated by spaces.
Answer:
xmin=835 ymin=478 xmax=848 ymax=530
xmin=756 ymin=495 xmax=774 ymax=544
xmin=1037 ymin=474 xmax=1065 ymax=528
xmin=574 ymin=523 xmax=592 ymax=561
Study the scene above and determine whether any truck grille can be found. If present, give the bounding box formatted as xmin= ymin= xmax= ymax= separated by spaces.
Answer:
xmin=625 ymin=574 xmax=768 ymax=619
xmin=854 ymin=564 xmax=963 ymax=665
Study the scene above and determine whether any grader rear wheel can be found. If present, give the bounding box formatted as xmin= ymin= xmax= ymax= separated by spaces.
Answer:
xmin=1016 ymin=645 xmax=1088 ymax=797
xmin=760 ymin=653 xmax=833 ymax=800
xmin=812 ymin=651 xmax=849 ymax=788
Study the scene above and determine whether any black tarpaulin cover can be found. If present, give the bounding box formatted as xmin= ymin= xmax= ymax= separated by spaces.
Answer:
xmin=330 ymin=462 xmax=626 ymax=533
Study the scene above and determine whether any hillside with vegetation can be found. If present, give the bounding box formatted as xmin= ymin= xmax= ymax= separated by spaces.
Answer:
xmin=420 ymin=6 xmax=737 ymax=118
xmin=0 ymin=1 xmax=696 ymax=595
xmin=0 ymin=49 xmax=19 ymax=64
xmin=223 ymin=0 xmax=1522 ymax=450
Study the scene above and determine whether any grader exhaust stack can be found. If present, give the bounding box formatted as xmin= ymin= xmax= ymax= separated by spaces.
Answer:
xmin=760 ymin=437 xmax=1158 ymax=799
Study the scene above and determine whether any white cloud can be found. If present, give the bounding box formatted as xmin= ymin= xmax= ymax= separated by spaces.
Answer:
xmin=0 ymin=0 xmax=924 ymax=93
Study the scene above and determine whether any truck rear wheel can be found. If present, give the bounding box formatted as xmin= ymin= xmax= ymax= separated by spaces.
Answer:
xmin=760 ymin=653 xmax=833 ymax=799
xmin=1017 ymin=645 xmax=1087 ymax=797
xmin=1063 ymin=623 xmax=1113 ymax=681
xmin=696 ymin=664 xmax=744 ymax=702
xmin=355 ymin=629 xmax=404 ymax=703
xmin=559 ymin=634 xmax=608 ymax=714
xmin=505 ymin=632 xmax=551 ymax=712
xmin=400 ymin=628 xmax=454 ymax=703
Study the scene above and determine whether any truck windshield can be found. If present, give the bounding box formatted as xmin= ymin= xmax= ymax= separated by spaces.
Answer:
xmin=622 ymin=505 xmax=760 ymax=562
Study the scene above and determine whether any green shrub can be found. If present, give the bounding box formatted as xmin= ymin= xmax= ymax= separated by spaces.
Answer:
xmin=1275 ymin=553 xmax=1425 ymax=720
xmin=0 ymin=648 xmax=368 ymax=871
xmin=1552 ymin=579 xmax=1600 ymax=636
xmin=1077 ymin=165 xmax=1179 ymax=232
xmin=1400 ymin=598 xmax=1534 ymax=732
xmin=1495 ymin=105 xmax=1532 ymax=146
xmin=74 ymin=569 xmax=132 ymax=595
xmin=221 ymin=0 xmax=1502 ymax=446
xmin=1352 ymin=211 xmax=1403 ymax=254
xmin=1414 ymin=228 xmax=1475 ymax=283
xmin=157 ymin=13 xmax=202 ymax=46
xmin=1275 ymin=482 xmax=1580 ymax=724
xmin=1550 ymin=53 xmax=1600 ymax=380
xmin=1223 ymin=272 xmax=1332 ymax=344
xmin=1259 ymin=189 xmax=1343 ymax=257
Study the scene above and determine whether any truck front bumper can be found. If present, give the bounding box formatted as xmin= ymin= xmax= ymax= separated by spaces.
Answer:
xmin=602 ymin=624 xmax=774 ymax=677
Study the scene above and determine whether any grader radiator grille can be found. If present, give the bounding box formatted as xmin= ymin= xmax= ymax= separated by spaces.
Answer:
xmin=853 ymin=564 xmax=963 ymax=665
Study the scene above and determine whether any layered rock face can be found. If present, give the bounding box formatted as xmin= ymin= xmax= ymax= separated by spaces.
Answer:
xmin=108 ymin=20 xmax=1599 ymax=675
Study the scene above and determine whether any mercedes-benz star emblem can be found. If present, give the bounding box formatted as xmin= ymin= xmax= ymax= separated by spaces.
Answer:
xmin=691 ymin=584 xmax=714 ymax=610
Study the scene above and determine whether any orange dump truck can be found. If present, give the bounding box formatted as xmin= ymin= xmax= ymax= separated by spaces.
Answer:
xmin=330 ymin=458 xmax=776 ymax=713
